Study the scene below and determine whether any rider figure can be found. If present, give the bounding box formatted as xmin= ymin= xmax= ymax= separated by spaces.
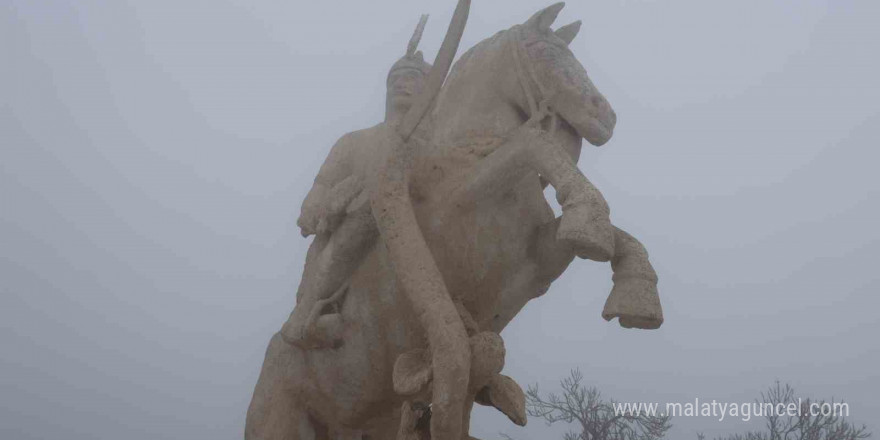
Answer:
xmin=281 ymin=17 xmax=433 ymax=349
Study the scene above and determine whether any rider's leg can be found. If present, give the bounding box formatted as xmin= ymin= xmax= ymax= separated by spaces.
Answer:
xmin=449 ymin=125 xmax=614 ymax=261
xmin=281 ymin=199 xmax=379 ymax=348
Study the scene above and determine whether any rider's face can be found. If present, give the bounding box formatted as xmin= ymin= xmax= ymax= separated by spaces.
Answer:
xmin=387 ymin=70 xmax=425 ymax=112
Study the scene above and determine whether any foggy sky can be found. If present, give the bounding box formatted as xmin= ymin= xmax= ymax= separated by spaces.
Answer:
xmin=2 ymin=1 xmax=878 ymax=439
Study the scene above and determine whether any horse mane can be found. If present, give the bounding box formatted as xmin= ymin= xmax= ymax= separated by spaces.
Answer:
xmin=447 ymin=30 xmax=506 ymax=82
xmin=434 ymin=29 xmax=511 ymax=113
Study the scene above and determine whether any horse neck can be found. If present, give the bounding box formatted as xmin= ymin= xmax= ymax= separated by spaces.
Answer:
xmin=431 ymin=31 xmax=525 ymax=148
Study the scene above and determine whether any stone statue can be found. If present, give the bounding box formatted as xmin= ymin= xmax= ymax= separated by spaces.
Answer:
xmin=246 ymin=2 xmax=663 ymax=440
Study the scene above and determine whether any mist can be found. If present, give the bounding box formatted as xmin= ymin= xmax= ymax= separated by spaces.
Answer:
xmin=2 ymin=1 xmax=878 ymax=439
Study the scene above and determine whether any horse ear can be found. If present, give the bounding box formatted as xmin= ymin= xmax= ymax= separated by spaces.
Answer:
xmin=555 ymin=20 xmax=581 ymax=45
xmin=525 ymin=2 xmax=565 ymax=32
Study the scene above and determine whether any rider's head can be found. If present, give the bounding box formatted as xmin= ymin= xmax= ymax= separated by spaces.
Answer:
xmin=386 ymin=15 xmax=432 ymax=121
xmin=386 ymin=53 xmax=431 ymax=120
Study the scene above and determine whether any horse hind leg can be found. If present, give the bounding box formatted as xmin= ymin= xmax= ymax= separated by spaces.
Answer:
xmin=246 ymin=333 xmax=328 ymax=440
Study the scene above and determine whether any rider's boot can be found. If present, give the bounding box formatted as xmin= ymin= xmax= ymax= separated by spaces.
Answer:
xmin=554 ymin=178 xmax=615 ymax=262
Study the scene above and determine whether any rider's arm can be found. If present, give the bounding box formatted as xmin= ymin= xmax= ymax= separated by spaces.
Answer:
xmin=298 ymin=134 xmax=355 ymax=236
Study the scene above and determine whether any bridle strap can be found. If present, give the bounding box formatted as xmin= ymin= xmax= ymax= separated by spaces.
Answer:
xmin=508 ymin=26 xmax=539 ymax=117
xmin=508 ymin=25 xmax=558 ymax=133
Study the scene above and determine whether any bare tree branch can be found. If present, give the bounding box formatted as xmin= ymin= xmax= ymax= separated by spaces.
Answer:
xmin=525 ymin=369 xmax=672 ymax=440
xmin=702 ymin=381 xmax=870 ymax=440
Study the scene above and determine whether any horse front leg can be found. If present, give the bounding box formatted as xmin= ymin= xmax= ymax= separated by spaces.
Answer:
xmin=449 ymin=123 xmax=663 ymax=329
xmin=448 ymin=124 xmax=615 ymax=262
xmin=526 ymin=220 xmax=663 ymax=330
xmin=604 ymin=227 xmax=663 ymax=329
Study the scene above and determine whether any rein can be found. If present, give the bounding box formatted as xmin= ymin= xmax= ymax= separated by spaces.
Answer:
xmin=507 ymin=25 xmax=558 ymax=134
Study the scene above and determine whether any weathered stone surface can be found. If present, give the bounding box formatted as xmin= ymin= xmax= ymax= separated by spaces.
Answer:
xmin=246 ymin=3 xmax=664 ymax=439
xmin=475 ymin=374 xmax=527 ymax=427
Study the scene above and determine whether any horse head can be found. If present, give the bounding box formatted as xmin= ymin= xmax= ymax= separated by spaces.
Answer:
xmin=512 ymin=2 xmax=617 ymax=146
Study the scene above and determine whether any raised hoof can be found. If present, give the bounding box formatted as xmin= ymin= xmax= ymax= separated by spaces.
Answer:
xmin=602 ymin=276 xmax=663 ymax=329
xmin=557 ymin=204 xmax=615 ymax=262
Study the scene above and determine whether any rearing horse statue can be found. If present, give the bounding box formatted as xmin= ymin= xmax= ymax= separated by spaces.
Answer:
xmin=246 ymin=3 xmax=663 ymax=440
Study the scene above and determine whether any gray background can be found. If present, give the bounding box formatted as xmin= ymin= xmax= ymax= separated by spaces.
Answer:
xmin=2 ymin=0 xmax=878 ymax=439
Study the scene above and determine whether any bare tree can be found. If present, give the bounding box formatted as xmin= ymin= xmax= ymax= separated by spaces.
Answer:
xmin=525 ymin=369 xmax=672 ymax=440
xmin=698 ymin=434 xmax=766 ymax=440
xmin=699 ymin=381 xmax=870 ymax=440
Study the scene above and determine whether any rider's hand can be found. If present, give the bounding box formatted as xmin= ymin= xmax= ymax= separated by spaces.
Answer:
xmin=298 ymin=186 xmax=327 ymax=237
xmin=297 ymin=208 xmax=320 ymax=237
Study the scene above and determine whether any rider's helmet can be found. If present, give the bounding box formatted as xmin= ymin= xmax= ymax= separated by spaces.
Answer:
xmin=387 ymin=15 xmax=433 ymax=86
